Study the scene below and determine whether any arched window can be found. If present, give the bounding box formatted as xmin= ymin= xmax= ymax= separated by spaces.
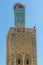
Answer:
xmin=24 ymin=54 xmax=31 ymax=65
xmin=26 ymin=59 xmax=29 ymax=64
xmin=16 ymin=54 xmax=23 ymax=65
xmin=18 ymin=59 xmax=20 ymax=64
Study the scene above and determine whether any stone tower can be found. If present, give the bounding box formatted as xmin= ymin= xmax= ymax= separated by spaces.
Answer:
xmin=6 ymin=3 xmax=37 ymax=65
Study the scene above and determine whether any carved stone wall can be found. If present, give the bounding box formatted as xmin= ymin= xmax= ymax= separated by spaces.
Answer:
xmin=7 ymin=28 xmax=37 ymax=65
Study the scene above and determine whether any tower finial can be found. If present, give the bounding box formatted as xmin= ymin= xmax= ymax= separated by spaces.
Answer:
xmin=14 ymin=3 xmax=25 ymax=11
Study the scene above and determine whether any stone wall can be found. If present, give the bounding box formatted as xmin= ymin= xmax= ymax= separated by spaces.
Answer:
xmin=7 ymin=28 xmax=37 ymax=65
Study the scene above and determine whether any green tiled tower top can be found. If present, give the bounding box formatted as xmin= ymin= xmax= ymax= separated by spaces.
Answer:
xmin=14 ymin=3 xmax=25 ymax=28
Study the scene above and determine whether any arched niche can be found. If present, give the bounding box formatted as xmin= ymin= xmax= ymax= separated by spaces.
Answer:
xmin=16 ymin=54 xmax=23 ymax=65
xmin=24 ymin=54 xmax=31 ymax=65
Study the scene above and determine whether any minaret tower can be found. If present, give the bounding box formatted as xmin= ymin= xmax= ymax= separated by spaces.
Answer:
xmin=7 ymin=3 xmax=37 ymax=65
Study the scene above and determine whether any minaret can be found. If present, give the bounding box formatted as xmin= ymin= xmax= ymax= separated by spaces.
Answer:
xmin=7 ymin=3 xmax=37 ymax=65
xmin=14 ymin=3 xmax=25 ymax=28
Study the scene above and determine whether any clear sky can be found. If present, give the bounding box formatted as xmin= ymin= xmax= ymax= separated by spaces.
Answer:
xmin=0 ymin=0 xmax=43 ymax=65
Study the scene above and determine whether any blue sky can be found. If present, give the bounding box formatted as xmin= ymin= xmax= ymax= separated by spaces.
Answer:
xmin=0 ymin=0 xmax=43 ymax=65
